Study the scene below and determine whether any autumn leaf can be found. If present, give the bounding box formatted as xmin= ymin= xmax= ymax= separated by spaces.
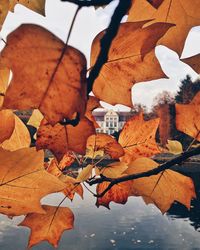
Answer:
xmin=87 ymin=133 xmax=124 ymax=159
xmin=182 ymin=54 xmax=200 ymax=74
xmin=36 ymin=117 xmax=95 ymax=162
xmin=96 ymin=161 xmax=128 ymax=178
xmin=1 ymin=114 xmax=31 ymax=150
xmin=76 ymin=164 xmax=93 ymax=182
xmin=19 ymin=205 xmax=74 ymax=248
xmin=1 ymin=24 xmax=87 ymax=125
xmin=176 ymin=92 xmax=200 ymax=141
xmin=0 ymin=67 xmax=10 ymax=107
xmin=126 ymin=158 xmax=196 ymax=213
xmin=46 ymin=153 xmax=75 ymax=177
xmin=0 ymin=147 xmax=65 ymax=216
xmin=27 ymin=109 xmax=43 ymax=129
xmin=9 ymin=0 xmax=46 ymax=15
xmin=96 ymin=181 xmax=132 ymax=208
xmin=60 ymin=175 xmax=83 ymax=200
xmin=0 ymin=109 xmax=15 ymax=143
xmin=0 ymin=0 xmax=9 ymax=30
xmin=91 ymin=21 xmax=173 ymax=106
xmin=166 ymin=140 xmax=183 ymax=155
xmin=128 ymin=0 xmax=200 ymax=56
xmin=46 ymin=158 xmax=62 ymax=177
xmin=85 ymin=96 xmax=101 ymax=128
xmin=119 ymin=113 xmax=160 ymax=163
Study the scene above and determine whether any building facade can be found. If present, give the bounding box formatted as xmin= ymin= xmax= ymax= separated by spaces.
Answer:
xmin=93 ymin=110 xmax=132 ymax=135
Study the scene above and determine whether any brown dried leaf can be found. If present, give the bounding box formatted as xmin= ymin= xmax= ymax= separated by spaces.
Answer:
xmin=182 ymin=54 xmax=200 ymax=74
xmin=85 ymin=96 xmax=101 ymax=128
xmin=36 ymin=117 xmax=95 ymax=162
xmin=1 ymin=24 xmax=87 ymax=125
xmin=91 ymin=22 xmax=173 ymax=106
xmin=0 ymin=67 xmax=10 ymax=107
xmin=60 ymin=175 xmax=83 ymax=200
xmin=96 ymin=181 xmax=132 ymax=208
xmin=87 ymin=133 xmax=124 ymax=159
xmin=19 ymin=205 xmax=74 ymax=248
xmin=176 ymin=92 xmax=200 ymax=140
xmin=119 ymin=113 xmax=160 ymax=163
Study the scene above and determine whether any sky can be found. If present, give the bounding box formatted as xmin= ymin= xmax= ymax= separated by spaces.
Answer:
xmin=1 ymin=0 xmax=200 ymax=111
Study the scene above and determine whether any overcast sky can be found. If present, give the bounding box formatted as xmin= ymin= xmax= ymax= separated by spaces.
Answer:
xmin=1 ymin=0 xmax=200 ymax=111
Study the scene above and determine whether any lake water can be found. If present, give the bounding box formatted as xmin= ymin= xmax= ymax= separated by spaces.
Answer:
xmin=1 ymin=170 xmax=200 ymax=249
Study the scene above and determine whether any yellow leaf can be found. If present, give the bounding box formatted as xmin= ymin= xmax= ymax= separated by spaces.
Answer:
xmin=0 ymin=109 xmax=15 ymax=143
xmin=0 ymin=147 xmax=65 ymax=216
xmin=76 ymin=164 xmax=93 ymax=182
xmin=166 ymin=140 xmax=183 ymax=155
xmin=126 ymin=158 xmax=196 ymax=213
xmin=1 ymin=114 xmax=31 ymax=150
xmin=98 ymin=161 xmax=128 ymax=178
xmin=27 ymin=109 xmax=43 ymax=129
xmin=19 ymin=205 xmax=74 ymax=248
xmin=85 ymin=149 xmax=104 ymax=159
xmin=9 ymin=0 xmax=46 ymax=16
xmin=0 ymin=0 xmax=9 ymax=30
xmin=128 ymin=0 xmax=200 ymax=56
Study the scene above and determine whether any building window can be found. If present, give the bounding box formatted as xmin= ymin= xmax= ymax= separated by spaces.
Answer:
xmin=114 ymin=122 xmax=117 ymax=127
xmin=106 ymin=122 xmax=109 ymax=127
xmin=110 ymin=122 xmax=113 ymax=127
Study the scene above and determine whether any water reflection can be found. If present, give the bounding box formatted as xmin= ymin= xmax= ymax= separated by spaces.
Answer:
xmin=1 ymin=168 xmax=200 ymax=249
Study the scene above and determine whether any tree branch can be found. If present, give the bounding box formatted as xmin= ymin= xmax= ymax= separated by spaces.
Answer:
xmin=61 ymin=0 xmax=114 ymax=7
xmin=88 ymin=146 xmax=200 ymax=197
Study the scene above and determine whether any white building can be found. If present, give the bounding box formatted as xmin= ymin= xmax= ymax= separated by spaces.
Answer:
xmin=93 ymin=110 xmax=132 ymax=135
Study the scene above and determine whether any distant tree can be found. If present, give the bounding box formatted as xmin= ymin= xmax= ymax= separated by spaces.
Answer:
xmin=152 ymin=90 xmax=175 ymax=108
xmin=175 ymin=75 xmax=200 ymax=104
